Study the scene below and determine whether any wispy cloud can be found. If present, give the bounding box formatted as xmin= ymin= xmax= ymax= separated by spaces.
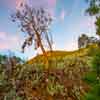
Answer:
xmin=47 ymin=0 xmax=57 ymax=8
xmin=60 ymin=9 xmax=66 ymax=21
xmin=77 ymin=16 xmax=96 ymax=34
xmin=15 ymin=0 xmax=57 ymax=10
xmin=0 ymin=32 xmax=7 ymax=40
xmin=1 ymin=0 xmax=57 ymax=11
xmin=0 ymin=32 xmax=22 ymax=50
xmin=70 ymin=0 xmax=80 ymax=16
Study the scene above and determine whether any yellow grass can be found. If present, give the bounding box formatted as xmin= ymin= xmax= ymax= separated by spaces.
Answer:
xmin=27 ymin=44 xmax=98 ymax=64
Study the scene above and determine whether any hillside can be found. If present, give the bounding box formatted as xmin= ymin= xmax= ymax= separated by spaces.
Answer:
xmin=23 ymin=45 xmax=97 ymax=100
xmin=28 ymin=44 xmax=97 ymax=65
xmin=0 ymin=44 xmax=98 ymax=100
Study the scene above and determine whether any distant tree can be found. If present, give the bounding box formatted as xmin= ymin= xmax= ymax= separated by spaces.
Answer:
xmin=78 ymin=34 xmax=89 ymax=48
xmin=11 ymin=3 xmax=53 ymax=68
xmin=78 ymin=33 xmax=99 ymax=48
xmin=85 ymin=0 xmax=100 ymax=37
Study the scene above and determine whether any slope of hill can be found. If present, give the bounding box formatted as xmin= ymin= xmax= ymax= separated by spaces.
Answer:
xmin=28 ymin=44 xmax=97 ymax=65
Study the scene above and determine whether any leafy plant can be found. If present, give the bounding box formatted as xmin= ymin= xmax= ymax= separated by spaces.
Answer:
xmin=46 ymin=82 xmax=64 ymax=96
xmin=83 ymin=49 xmax=100 ymax=100
xmin=91 ymin=49 xmax=100 ymax=77
xmin=83 ymin=71 xmax=98 ymax=85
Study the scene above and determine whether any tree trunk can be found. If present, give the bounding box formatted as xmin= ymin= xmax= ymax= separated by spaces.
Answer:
xmin=35 ymin=31 xmax=49 ymax=69
xmin=32 ymin=24 xmax=49 ymax=69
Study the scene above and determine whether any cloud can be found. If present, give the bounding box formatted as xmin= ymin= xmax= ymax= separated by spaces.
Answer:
xmin=15 ymin=0 xmax=57 ymax=10
xmin=0 ymin=32 xmax=7 ymax=40
xmin=0 ymin=32 xmax=22 ymax=50
xmin=0 ymin=42 xmax=9 ymax=50
xmin=65 ymin=0 xmax=80 ymax=17
xmin=67 ymin=16 xmax=96 ymax=35
xmin=1 ymin=0 xmax=57 ymax=11
xmin=47 ymin=0 xmax=57 ymax=8
xmin=77 ymin=16 xmax=96 ymax=35
xmin=66 ymin=40 xmax=78 ymax=51
xmin=60 ymin=9 xmax=66 ymax=21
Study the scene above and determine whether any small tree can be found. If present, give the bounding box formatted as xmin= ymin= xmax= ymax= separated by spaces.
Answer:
xmin=11 ymin=3 xmax=53 ymax=68
xmin=78 ymin=34 xmax=89 ymax=48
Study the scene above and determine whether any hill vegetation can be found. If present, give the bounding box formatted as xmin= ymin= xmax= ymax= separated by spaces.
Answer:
xmin=0 ymin=44 xmax=98 ymax=100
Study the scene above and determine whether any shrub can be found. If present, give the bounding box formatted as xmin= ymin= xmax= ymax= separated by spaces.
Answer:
xmin=83 ymin=71 xmax=98 ymax=85
xmin=83 ymin=49 xmax=100 ymax=100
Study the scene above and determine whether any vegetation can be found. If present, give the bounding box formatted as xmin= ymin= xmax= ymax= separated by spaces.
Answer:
xmin=0 ymin=44 xmax=97 ymax=100
xmin=81 ymin=1 xmax=100 ymax=99
xmin=12 ymin=3 xmax=53 ymax=53
xmin=11 ymin=2 xmax=53 ymax=68
xmin=86 ymin=0 xmax=100 ymax=37
xmin=78 ymin=34 xmax=99 ymax=48
xmin=82 ymin=48 xmax=100 ymax=100
xmin=0 ymin=0 xmax=100 ymax=100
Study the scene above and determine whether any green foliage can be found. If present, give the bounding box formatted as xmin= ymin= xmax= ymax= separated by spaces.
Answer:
xmin=86 ymin=5 xmax=100 ymax=16
xmin=85 ymin=0 xmax=100 ymax=36
xmin=83 ymin=93 xmax=96 ymax=100
xmin=0 ymin=55 xmax=6 ymax=63
xmin=86 ymin=0 xmax=100 ymax=16
xmin=46 ymin=74 xmax=65 ymax=96
xmin=0 ymin=48 xmax=94 ymax=99
xmin=88 ymin=44 xmax=99 ymax=56
xmin=47 ymin=82 xmax=64 ymax=96
xmin=91 ymin=49 xmax=100 ymax=76
xmin=4 ymin=89 xmax=23 ymax=100
xmin=83 ymin=84 xmax=100 ymax=100
xmin=83 ymin=71 xmax=98 ymax=84
xmin=95 ymin=17 xmax=100 ymax=36
xmin=83 ymin=49 xmax=100 ymax=100
xmin=31 ymin=71 xmax=43 ymax=87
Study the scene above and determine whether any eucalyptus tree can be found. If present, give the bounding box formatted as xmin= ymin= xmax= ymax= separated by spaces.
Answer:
xmin=11 ymin=2 xmax=53 ymax=68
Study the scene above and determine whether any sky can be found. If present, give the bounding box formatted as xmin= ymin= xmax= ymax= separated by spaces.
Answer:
xmin=0 ymin=0 xmax=96 ymax=59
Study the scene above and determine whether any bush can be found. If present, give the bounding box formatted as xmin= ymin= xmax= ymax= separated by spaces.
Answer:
xmin=83 ymin=49 xmax=100 ymax=100
xmin=83 ymin=84 xmax=100 ymax=100
xmin=91 ymin=49 xmax=100 ymax=77
xmin=83 ymin=71 xmax=98 ymax=85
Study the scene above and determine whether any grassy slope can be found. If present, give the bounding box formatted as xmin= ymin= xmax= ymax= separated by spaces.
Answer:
xmin=28 ymin=45 xmax=94 ymax=64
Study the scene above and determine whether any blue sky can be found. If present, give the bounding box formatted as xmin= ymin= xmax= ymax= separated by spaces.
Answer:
xmin=0 ymin=0 xmax=96 ymax=59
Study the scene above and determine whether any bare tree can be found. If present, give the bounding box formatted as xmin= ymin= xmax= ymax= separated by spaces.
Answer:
xmin=11 ymin=3 xmax=53 ymax=68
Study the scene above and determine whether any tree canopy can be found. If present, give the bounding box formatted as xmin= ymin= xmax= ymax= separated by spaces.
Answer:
xmin=86 ymin=0 xmax=100 ymax=36
xmin=11 ymin=3 xmax=53 ymax=56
